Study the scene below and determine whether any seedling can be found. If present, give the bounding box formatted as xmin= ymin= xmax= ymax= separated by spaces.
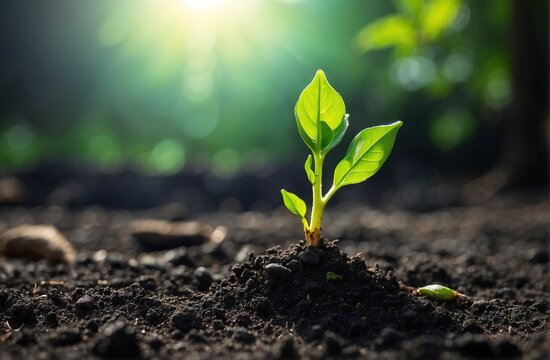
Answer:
xmin=281 ymin=70 xmax=402 ymax=246
xmin=417 ymin=284 xmax=466 ymax=301
xmin=326 ymin=272 xmax=343 ymax=282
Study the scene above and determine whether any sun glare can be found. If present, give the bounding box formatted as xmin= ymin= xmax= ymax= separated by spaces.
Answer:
xmin=181 ymin=0 xmax=229 ymax=12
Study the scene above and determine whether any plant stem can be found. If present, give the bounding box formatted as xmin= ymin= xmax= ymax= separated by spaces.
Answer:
xmin=307 ymin=153 xmax=324 ymax=246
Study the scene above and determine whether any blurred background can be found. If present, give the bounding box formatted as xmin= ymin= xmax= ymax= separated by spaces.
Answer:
xmin=0 ymin=0 xmax=547 ymax=211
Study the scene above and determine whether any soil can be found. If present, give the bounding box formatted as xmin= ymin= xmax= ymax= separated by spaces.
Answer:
xmin=0 ymin=173 xmax=548 ymax=359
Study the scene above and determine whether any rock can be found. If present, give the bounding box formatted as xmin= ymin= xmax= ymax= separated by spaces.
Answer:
xmin=130 ymin=219 xmax=215 ymax=250
xmin=0 ymin=177 xmax=25 ymax=205
xmin=265 ymin=263 xmax=292 ymax=280
xmin=298 ymin=249 xmax=320 ymax=265
xmin=0 ymin=224 xmax=76 ymax=264
xmin=92 ymin=321 xmax=140 ymax=358
xmin=172 ymin=310 xmax=202 ymax=332
xmin=193 ymin=267 xmax=213 ymax=291
xmin=75 ymin=295 xmax=95 ymax=312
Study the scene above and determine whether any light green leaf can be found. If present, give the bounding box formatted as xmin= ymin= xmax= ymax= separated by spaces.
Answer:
xmin=355 ymin=15 xmax=416 ymax=54
xmin=326 ymin=272 xmax=343 ymax=281
xmin=304 ymin=155 xmax=315 ymax=185
xmin=333 ymin=121 xmax=403 ymax=189
xmin=421 ymin=0 xmax=461 ymax=40
xmin=281 ymin=189 xmax=307 ymax=218
xmin=417 ymin=284 xmax=464 ymax=301
xmin=394 ymin=0 xmax=424 ymax=18
xmin=295 ymin=70 xmax=347 ymax=154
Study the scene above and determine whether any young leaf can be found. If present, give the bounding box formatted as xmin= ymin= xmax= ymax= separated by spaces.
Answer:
xmin=280 ymin=189 xmax=307 ymax=218
xmin=333 ymin=121 xmax=403 ymax=189
xmin=417 ymin=284 xmax=465 ymax=301
xmin=295 ymin=70 xmax=348 ymax=154
xmin=304 ymin=155 xmax=315 ymax=184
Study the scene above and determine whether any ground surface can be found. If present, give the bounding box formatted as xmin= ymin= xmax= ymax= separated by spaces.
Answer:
xmin=0 ymin=190 xmax=548 ymax=359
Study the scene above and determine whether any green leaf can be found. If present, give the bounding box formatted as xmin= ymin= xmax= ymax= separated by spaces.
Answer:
xmin=421 ymin=0 xmax=461 ymax=40
xmin=355 ymin=15 xmax=416 ymax=54
xmin=417 ymin=284 xmax=464 ymax=301
xmin=333 ymin=121 xmax=403 ymax=189
xmin=304 ymin=155 xmax=315 ymax=185
xmin=281 ymin=189 xmax=307 ymax=218
xmin=295 ymin=70 xmax=347 ymax=154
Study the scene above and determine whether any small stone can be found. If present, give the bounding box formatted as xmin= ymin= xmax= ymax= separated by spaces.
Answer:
xmin=194 ymin=267 xmax=213 ymax=291
xmin=0 ymin=224 xmax=76 ymax=264
xmin=92 ymin=321 xmax=140 ymax=358
xmin=75 ymin=295 xmax=95 ymax=312
xmin=172 ymin=310 xmax=201 ymax=332
xmin=298 ymin=249 xmax=320 ymax=265
xmin=265 ymin=263 xmax=292 ymax=280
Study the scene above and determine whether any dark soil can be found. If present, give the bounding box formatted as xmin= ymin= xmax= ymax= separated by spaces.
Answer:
xmin=0 ymin=185 xmax=548 ymax=359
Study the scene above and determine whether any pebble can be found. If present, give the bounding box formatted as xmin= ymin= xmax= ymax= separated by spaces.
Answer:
xmin=298 ymin=249 xmax=320 ymax=265
xmin=265 ymin=263 xmax=292 ymax=280
xmin=92 ymin=321 xmax=140 ymax=358
xmin=193 ymin=267 xmax=213 ymax=291
xmin=75 ymin=295 xmax=95 ymax=312
xmin=0 ymin=224 xmax=76 ymax=264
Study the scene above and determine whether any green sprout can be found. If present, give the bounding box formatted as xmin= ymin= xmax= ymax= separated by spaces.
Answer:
xmin=326 ymin=272 xmax=343 ymax=282
xmin=417 ymin=284 xmax=466 ymax=301
xmin=281 ymin=70 xmax=403 ymax=246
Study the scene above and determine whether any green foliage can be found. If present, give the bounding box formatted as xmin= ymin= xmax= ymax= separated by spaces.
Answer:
xmin=355 ymin=0 xmax=462 ymax=55
xmin=417 ymin=284 xmax=464 ymax=301
xmin=326 ymin=272 xmax=343 ymax=281
xmin=281 ymin=70 xmax=402 ymax=246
